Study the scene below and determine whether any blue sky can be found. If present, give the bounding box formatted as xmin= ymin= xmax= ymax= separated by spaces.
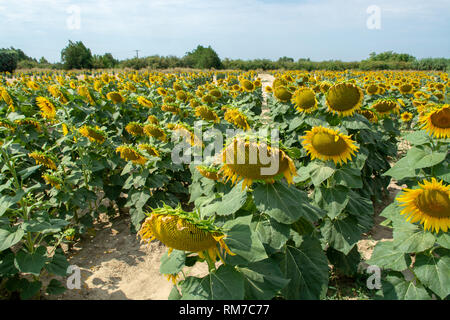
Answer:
xmin=0 ymin=0 xmax=449 ymax=63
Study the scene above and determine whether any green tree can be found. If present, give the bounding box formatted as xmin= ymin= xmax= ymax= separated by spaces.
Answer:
xmin=0 ymin=49 xmax=19 ymax=73
xmin=61 ymin=40 xmax=93 ymax=70
xmin=183 ymin=45 xmax=223 ymax=69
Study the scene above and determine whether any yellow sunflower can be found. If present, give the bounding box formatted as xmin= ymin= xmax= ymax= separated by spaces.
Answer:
xmin=357 ymin=109 xmax=378 ymax=123
xmin=219 ymin=136 xmax=297 ymax=189
xmin=419 ymin=104 xmax=450 ymax=138
xmin=143 ymin=124 xmax=167 ymax=141
xmin=397 ymin=178 xmax=450 ymax=233
xmin=107 ymin=91 xmax=125 ymax=104
xmin=36 ymin=97 xmax=56 ymax=119
xmin=116 ymin=145 xmax=148 ymax=165
xmin=371 ymin=99 xmax=400 ymax=115
xmin=78 ymin=125 xmax=107 ymax=144
xmin=137 ymin=96 xmax=154 ymax=108
xmin=273 ymin=86 xmax=292 ymax=103
xmin=240 ymin=79 xmax=255 ymax=92
xmin=138 ymin=144 xmax=160 ymax=157
xmin=325 ymin=83 xmax=364 ymax=117
xmin=196 ymin=165 xmax=222 ymax=181
xmin=29 ymin=151 xmax=57 ymax=170
xmin=42 ymin=174 xmax=63 ymax=189
xmin=224 ymin=108 xmax=250 ymax=131
xmin=291 ymin=87 xmax=318 ymax=113
xmin=138 ymin=205 xmax=234 ymax=263
xmin=398 ymin=83 xmax=414 ymax=95
xmin=125 ymin=122 xmax=145 ymax=137
xmin=400 ymin=112 xmax=413 ymax=122
xmin=301 ymin=126 xmax=359 ymax=165
xmin=194 ymin=105 xmax=220 ymax=123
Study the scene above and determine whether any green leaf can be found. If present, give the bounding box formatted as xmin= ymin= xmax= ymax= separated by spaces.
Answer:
xmin=223 ymin=215 xmax=268 ymax=264
xmin=254 ymin=181 xmax=325 ymax=224
xmin=436 ymin=232 xmax=450 ymax=249
xmin=377 ymin=271 xmax=431 ymax=300
xmin=201 ymin=182 xmax=248 ymax=217
xmin=321 ymin=216 xmax=362 ymax=255
xmin=45 ymin=249 xmax=69 ymax=277
xmin=326 ymin=246 xmax=361 ymax=277
xmin=333 ymin=166 xmax=363 ymax=188
xmin=14 ymin=246 xmax=47 ymax=276
xmin=342 ymin=114 xmax=371 ymax=130
xmin=204 ymin=265 xmax=245 ymax=300
xmin=367 ymin=241 xmax=411 ymax=272
xmin=159 ymin=249 xmax=186 ymax=275
xmin=0 ymin=227 xmax=24 ymax=252
xmin=308 ymin=162 xmax=336 ymax=186
xmin=383 ymin=157 xmax=417 ymax=180
xmin=403 ymin=131 xmax=430 ymax=146
xmin=253 ymin=215 xmax=290 ymax=250
xmin=434 ymin=161 xmax=450 ymax=183
xmin=0 ymin=190 xmax=25 ymax=216
xmin=179 ymin=277 xmax=209 ymax=300
xmin=392 ymin=220 xmax=436 ymax=253
xmin=19 ymin=279 xmax=42 ymax=300
xmin=315 ymin=186 xmax=349 ymax=220
xmin=280 ymin=236 xmax=329 ymax=299
xmin=18 ymin=165 xmax=41 ymax=180
xmin=168 ymin=285 xmax=182 ymax=300
xmin=0 ymin=250 xmax=18 ymax=275
xmin=46 ymin=279 xmax=66 ymax=295
xmin=238 ymin=259 xmax=290 ymax=300
xmin=22 ymin=218 xmax=69 ymax=234
xmin=414 ymin=253 xmax=450 ymax=299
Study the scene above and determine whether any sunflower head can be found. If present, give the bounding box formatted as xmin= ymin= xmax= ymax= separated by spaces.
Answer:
xmin=138 ymin=144 xmax=160 ymax=157
xmin=400 ymin=112 xmax=413 ymax=122
xmin=419 ymin=104 xmax=450 ymax=138
xmin=219 ymin=135 xmax=297 ymax=189
xmin=137 ymin=96 xmax=154 ymax=108
xmin=0 ymin=119 xmax=16 ymax=131
xmin=240 ymin=79 xmax=255 ymax=92
xmin=36 ymin=97 xmax=56 ymax=119
xmin=366 ymin=83 xmax=379 ymax=95
xmin=147 ymin=115 xmax=159 ymax=125
xmin=116 ymin=145 xmax=148 ymax=165
xmin=161 ymin=104 xmax=181 ymax=115
xmin=138 ymin=204 xmax=234 ymax=262
xmin=194 ymin=105 xmax=220 ymax=123
xmin=357 ymin=109 xmax=378 ymax=123
xmin=29 ymin=151 xmax=57 ymax=170
xmin=196 ymin=165 xmax=222 ymax=181
xmin=78 ymin=125 xmax=107 ymax=144
xmin=15 ymin=118 xmax=41 ymax=131
xmin=326 ymin=82 xmax=364 ymax=117
xmin=371 ymin=98 xmax=400 ymax=115
xmin=125 ymin=122 xmax=145 ymax=136
xmin=42 ymin=174 xmax=63 ymax=189
xmin=291 ymin=87 xmax=318 ymax=113
xmin=397 ymin=178 xmax=450 ymax=233
xmin=107 ymin=91 xmax=125 ymax=104
xmin=398 ymin=83 xmax=414 ymax=95
xmin=273 ymin=86 xmax=293 ymax=103
xmin=224 ymin=108 xmax=250 ymax=131
xmin=144 ymin=124 xmax=167 ymax=141
xmin=301 ymin=126 xmax=359 ymax=165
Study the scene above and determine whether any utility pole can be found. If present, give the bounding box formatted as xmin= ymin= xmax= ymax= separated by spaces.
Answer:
xmin=134 ymin=50 xmax=140 ymax=59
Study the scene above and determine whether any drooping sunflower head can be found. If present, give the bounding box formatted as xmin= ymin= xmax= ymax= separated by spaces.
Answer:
xmin=161 ymin=104 xmax=181 ymax=115
xmin=107 ymin=91 xmax=125 ymax=104
xmin=273 ymin=86 xmax=293 ymax=103
xmin=125 ymin=122 xmax=145 ymax=137
xmin=325 ymin=82 xmax=364 ymax=117
xmin=116 ymin=145 xmax=148 ymax=165
xmin=137 ymin=96 xmax=154 ymax=108
xmin=42 ymin=174 xmax=63 ymax=189
xmin=400 ymin=112 xmax=413 ymax=122
xmin=240 ymin=79 xmax=255 ymax=92
xmin=371 ymin=98 xmax=400 ymax=115
xmin=357 ymin=109 xmax=378 ymax=123
xmin=291 ymin=87 xmax=318 ymax=113
xmin=224 ymin=108 xmax=250 ymax=131
xmin=78 ymin=125 xmax=107 ymax=144
xmin=138 ymin=144 xmax=160 ymax=157
xmin=419 ymin=104 xmax=450 ymax=138
xmin=0 ymin=119 xmax=16 ymax=131
xmin=201 ymin=94 xmax=216 ymax=105
xmin=147 ymin=115 xmax=159 ymax=125
xmin=15 ymin=118 xmax=41 ymax=131
xmin=172 ymin=123 xmax=203 ymax=147
xmin=143 ymin=124 xmax=167 ymax=141
xmin=29 ymin=151 xmax=57 ymax=170
xmin=219 ymin=135 xmax=297 ymax=189
xmin=138 ymin=204 xmax=234 ymax=262
xmin=196 ymin=165 xmax=222 ymax=181
xmin=301 ymin=126 xmax=359 ymax=165
xmin=397 ymin=178 xmax=450 ymax=233
xmin=194 ymin=105 xmax=220 ymax=123
xmin=36 ymin=97 xmax=56 ymax=119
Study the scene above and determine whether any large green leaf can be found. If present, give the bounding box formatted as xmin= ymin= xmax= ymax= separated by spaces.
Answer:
xmin=159 ymin=249 xmax=186 ymax=275
xmin=14 ymin=246 xmax=48 ymax=276
xmin=45 ymin=248 xmax=70 ymax=277
xmin=223 ymin=215 xmax=267 ymax=264
xmin=383 ymin=157 xmax=417 ymax=180
xmin=436 ymin=232 xmax=450 ymax=249
xmin=392 ymin=220 xmax=436 ymax=253
xmin=253 ymin=215 xmax=290 ymax=251
xmin=254 ymin=181 xmax=325 ymax=224
xmin=0 ymin=227 xmax=24 ymax=252
xmin=333 ymin=166 xmax=363 ymax=188
xmin=21 ymin=218 xmax=69 ymax=234
xmin=414 ymin=252 xmax=450 ymax=299
xmin=326 ymin=246 xmax=361 ymax=277
xmin=307 ymin=162 xmax=336 ymax=187
xmin=403 ymin=131 xmax=431 ymax=146
xmin=0 ymin=250 xmax=18 ymax=276
xmin=314 ymin=186 xmax=349 ymax=220
xmin=367 ymin=241 xmax=411 ymax=272
xmin=0 ymin=190 xmax=25 ymax=217
xmin=377 ymin=271 xmax=431 ymax=300
xmin=280 ymin=236 xmax=329 ymax=299
xmin=204 ymin=265 xmax=245 ymax=300
xmin=238 ymin=259 xmax=290 ymax=300
xmin=201 ymin=182 xmax=247 ymax=217
xmin=321 ymin=216 xmax=362 ymax=255
xmin=178 ymin=276 xmax=209 ymax=300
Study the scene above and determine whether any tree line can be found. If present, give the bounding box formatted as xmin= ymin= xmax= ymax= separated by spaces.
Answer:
xmin=1 ymin=41 xmax=449 ymax=73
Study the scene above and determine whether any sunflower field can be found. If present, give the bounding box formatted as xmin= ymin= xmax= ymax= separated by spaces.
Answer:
xmin=0 ymin=68 xmax=448 ymax=300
